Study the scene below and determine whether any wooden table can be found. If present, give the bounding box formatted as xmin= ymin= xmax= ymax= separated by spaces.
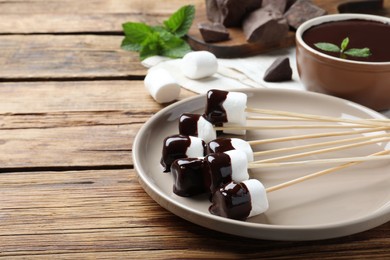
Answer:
xmin=0 ymin=0 xmax=389 ymax=258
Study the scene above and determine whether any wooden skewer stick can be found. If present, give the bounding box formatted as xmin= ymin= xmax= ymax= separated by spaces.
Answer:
xmin=253 ymin=133 xmax=390 ymax=157
xmin=247 ymin=115 xmax=390 ymax=124
xmin=248 ymin=126 xmax=390 ymax=146
xmin=245 ymin=107 xmax=390 ymax=127
xmin=249 ymin=153 xmax=390 ymax=169
xmin=265 ymin=150 xmax=390 ymax=193
xmin=252 ymin=136 xmax=390 ymax=164
xmin=214 ymin=124 xmax=378 ymax=131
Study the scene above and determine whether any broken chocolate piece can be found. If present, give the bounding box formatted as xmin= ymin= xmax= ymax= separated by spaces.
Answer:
xmin=242 ymin=6 xmax=289 ymax=44
xmin=198 ymin=22 xmax=230 ymax=43
xmin=205 ymin=0 xmax=261 ymax=27
xmin=263 ymin=57 xmax=292 ymax=82
xmin=284 ymin=0 xmax=327 ymax=30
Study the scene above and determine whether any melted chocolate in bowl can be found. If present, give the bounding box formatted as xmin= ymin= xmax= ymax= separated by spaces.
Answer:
xmin=296 ymin=14 xmax=390 ymax=111
xmin=303 ymin=19 xmax=390 ymax=62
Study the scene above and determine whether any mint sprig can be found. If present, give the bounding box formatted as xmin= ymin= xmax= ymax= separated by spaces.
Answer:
xmin=314 ymin=37 xmax=372 ymax=58
xmin=121 ymin=5 xmax=195 ymax=60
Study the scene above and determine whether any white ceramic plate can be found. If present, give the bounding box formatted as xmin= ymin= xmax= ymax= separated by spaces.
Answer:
xmin=133 ymin=88 xmax=390 ymax=241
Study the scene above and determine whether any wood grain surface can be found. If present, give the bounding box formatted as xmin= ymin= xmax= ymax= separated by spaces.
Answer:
xmin=0 ymin=0 xmax=389 ymax=258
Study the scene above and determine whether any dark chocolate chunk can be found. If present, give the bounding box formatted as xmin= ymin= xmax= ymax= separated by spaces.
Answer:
xmin=171 ymin=158 xmax=207 ymax=197
xmin=198 ymin=22 xmax=230 ymax=43
xmin=242 ymin=6 xmax=289 ymax=44
xmin=284 ymin=0 xmax=327 ymax=30
xmin=205 ymin=0 xmax=261 ymax=27
xmin=209 ymin=181 xmax=252 ymax=220
xmin=263 ymin=57 xmax=293 ymax=82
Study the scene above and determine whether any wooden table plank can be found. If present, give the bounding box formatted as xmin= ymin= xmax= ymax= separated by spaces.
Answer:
xmin=0 ymin=169 xmax=389 ymax=258
xmin=0 ymin=81 xmax=163 ymax=113
xmin=0 ymin=0 xmax=203 ymax=33
xmin=0 ymin=0 xmax=202 ymax=14
xmin=0 ymin=81 xmax=194 ymax=168
xmin=0 ymin=35 xmax=146 ymax=79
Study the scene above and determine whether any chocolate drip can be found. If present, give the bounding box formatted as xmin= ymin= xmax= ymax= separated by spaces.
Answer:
xmin=204 ymin=152 xmax=233 ymax=194
xmin=179 ymin=113 xmax=201 ymax=136
xmin=207 ymin=138 xmax=235 ymax=154
xmin=171 ymin=158 xmax=207 ymax=197
xmin=204 ymin=89 xmax=228 ymax=125
xmin=209 ymin=181 xmax=252 ymax=220
xmin=161 ymin=135 xmax=191 ymax=172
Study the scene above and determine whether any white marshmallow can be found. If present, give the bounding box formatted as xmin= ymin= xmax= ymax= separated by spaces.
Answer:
xmin=186 ymin=136 xmax=205 ymax=158
xmin=230 ymin=138 xmax=254 ymax=162
xmin=144 ymin=68 xmax=181 ymax=103
xmin=222 ymin=91 xmax=247 ymax=135
xmin=181 ymin=51 xmax=218 ymax=79
xmin=197 ymin=116 xmax=217 ymax=143
xmin=242 ymin=179 xmax=269 ymax=218
xmin=224 ymin=150 xmax=249 ymax=182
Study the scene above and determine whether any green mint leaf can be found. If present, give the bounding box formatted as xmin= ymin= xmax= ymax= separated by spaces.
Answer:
xmin=120 ymin=5 xmax=195 ymax=60
xmin=122 ymin=22 xmax=153 ymax=44
xmin=340 ymin=37 xmax=349 ymax=52
xmin=140 ymin=44 xmax=160 ymax=60
xmin=138 ymin=31 xmax=162 ymax=60
xmin=121 ymin=37 xmax=142 ymax=52
xmin=161 ymin=38 xmax=191 ymax=58
xmin=157 ymin=30 xmax=191 ymax=58
xmin=314 ymin=42 xmax=341 ymax=53
xmin=344 ymin=47 xmax=372 ymax=58
xmin=163 ymin=5 xmax=195 ymax=37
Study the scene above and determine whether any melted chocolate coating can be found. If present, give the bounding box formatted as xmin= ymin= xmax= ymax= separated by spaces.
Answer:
xmin=171 ymin=158 xmax=207 ymax=197
xmin=204 ymin=89 xmax=228 ymax=125
xmin=209 ymin=181 xmax=252 ymax=220
xmin=207 ymin=138 xmax=235 ymax=154
xmin=179 ymin=113 xmax=201 ymax=136
xmin=161 ymin=134 xmax=206 ymax=172
xmin=204 ymin=152 xmax=233 ymax=194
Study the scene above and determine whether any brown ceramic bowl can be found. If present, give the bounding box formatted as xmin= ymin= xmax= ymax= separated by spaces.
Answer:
xmin=296 ymin=14 xmax=390 ymax=111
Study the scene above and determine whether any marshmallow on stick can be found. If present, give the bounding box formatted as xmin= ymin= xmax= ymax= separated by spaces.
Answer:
xmin=171 ymin=157 xmax=206 ymax=197
xmin=209 ymin=179 xmax=268 ymax=220
xmin=204 ymin=150 xmax=250 ymax=194
xmin=161 ymin=134 xmax=206 ymax=172
xmin=170 ymin=150 xmax=250 ymax=197
xmin=207 ymin=134 xmax=390 ymax=164
xmin=207 ymin=137 xmax=254 ymax=162
xmin=210 ymin=149 xmax=390 ymax=220
xmin=203 ymin=90 xmax=390 ymax=134
xmin=179 ymin=113 xmax=216 ymax=143
xmin=204 ymin=89 xmax=247 ymax=135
